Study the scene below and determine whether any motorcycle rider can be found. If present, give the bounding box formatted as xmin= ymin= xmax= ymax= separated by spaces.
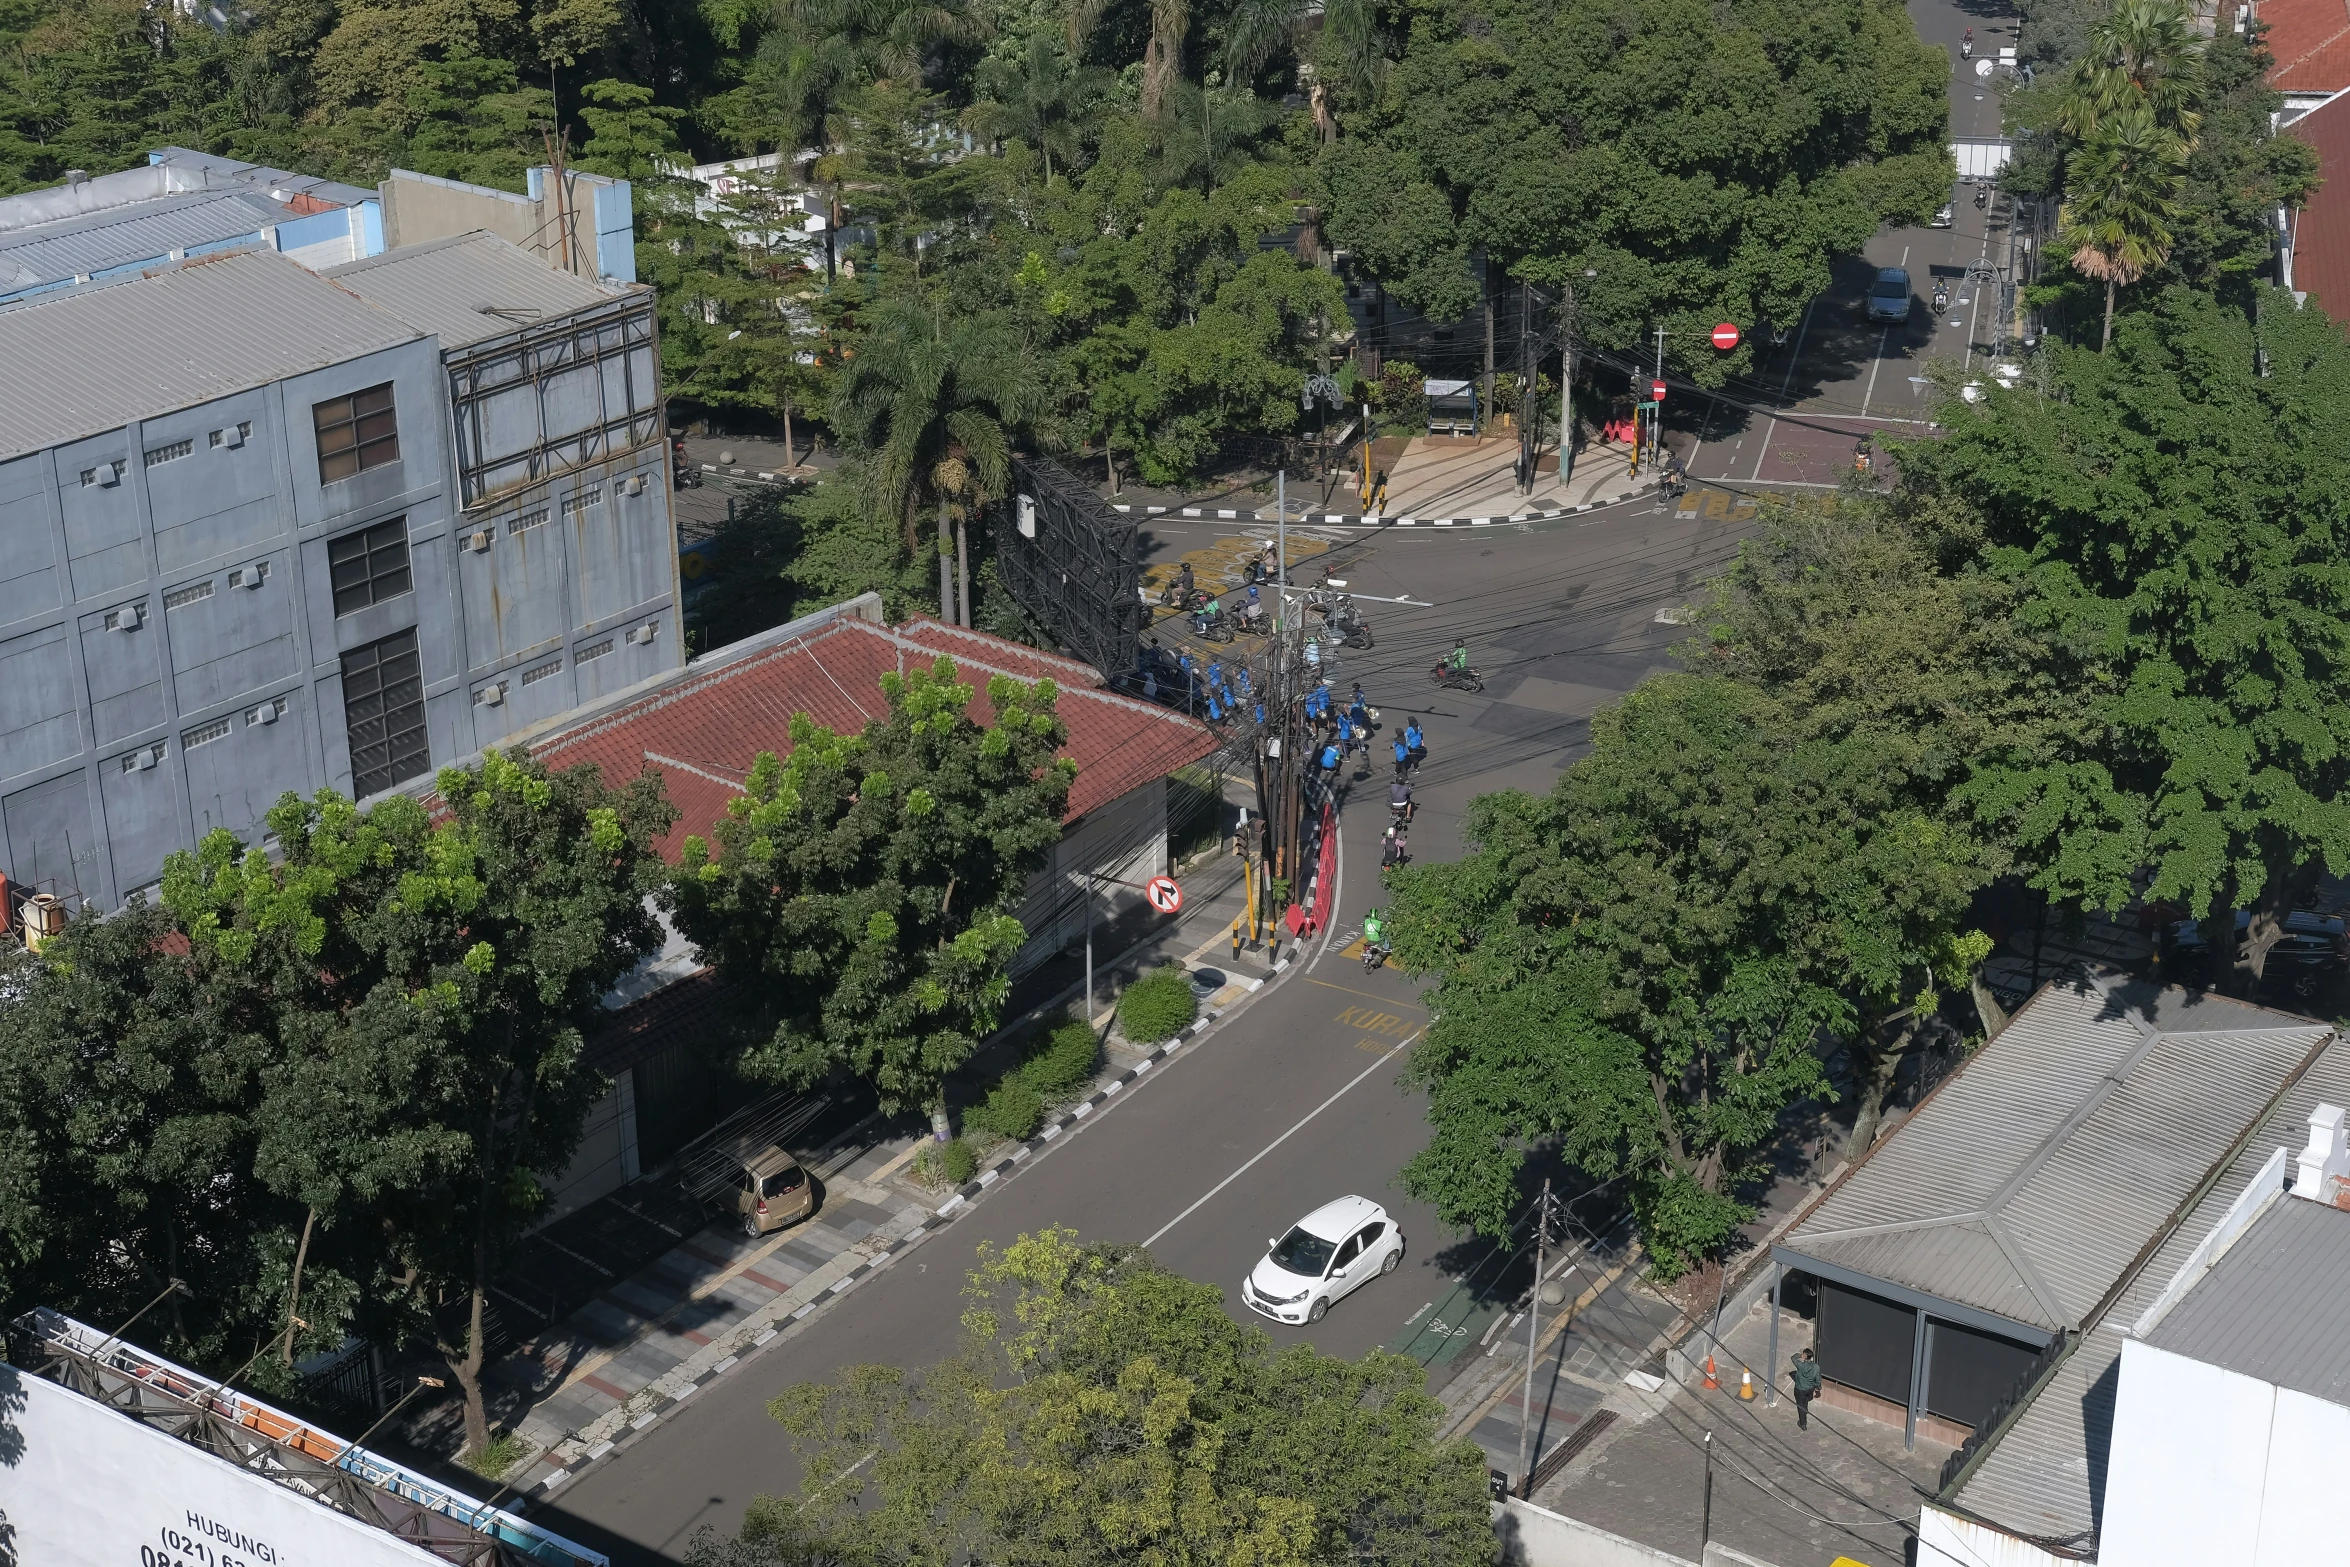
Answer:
xmin=1361 ymin=906 xmax=1390 ymax=969
xmin=1961 ymin=25 xmax=1973 ymax=56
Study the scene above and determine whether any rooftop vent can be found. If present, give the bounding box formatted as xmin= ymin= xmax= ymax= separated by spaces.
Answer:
xmin=2293 ymin=1102 xmax=2349 ymax=1207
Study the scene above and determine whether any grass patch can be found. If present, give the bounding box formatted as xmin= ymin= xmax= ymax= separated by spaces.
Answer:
xmin=463 ymin=1429 xmax=528 ymax=1480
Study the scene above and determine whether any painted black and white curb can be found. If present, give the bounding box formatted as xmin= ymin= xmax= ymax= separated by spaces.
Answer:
xmin=521 ymin=975 xmax=1277 ymax=1506
xmin=1108 ymin=489 xmax=1651 ymax=528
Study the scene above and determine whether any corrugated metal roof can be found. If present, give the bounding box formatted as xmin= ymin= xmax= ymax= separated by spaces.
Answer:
xmin=2144 ymin=1192 xmax=2350 ymax=1405
xmin=322 ymin=231 xmax=627 ymax=351
xmin=530 ymin=612 xmax=1219 ymax=862
xmin=1783 ymin=977 xmax=2333 ymax=1331
xmin=0 ymin=190 xmax=285 ymax=293
xmin=1948 ymin=1041 xmax=2350 ymax=1546
xmin=0 ymin=249 xmax=419 ymax=461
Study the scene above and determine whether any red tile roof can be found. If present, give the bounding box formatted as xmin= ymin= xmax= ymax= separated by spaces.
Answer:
xmin=533 ymin=611 xmax=1219 ymax=861
xmin=2264 ymin=0 xmax=2350 ymax=93
xmin=2290 ymin=90 xmax=2350 ymax=326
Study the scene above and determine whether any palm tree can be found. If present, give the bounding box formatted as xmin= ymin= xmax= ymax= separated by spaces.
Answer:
xmin=1152 ymin=78 xmax=1277 ymax=197
xmin=963 ymin=30 xmax=1112 ymax=185
xmin=2061 ymin=103 xmax=2188 ymax=350
xmin=2060 ymin=0 xmax=2202 ymax=142
xmin=831 ymin=295 xmax=1049 ymax=618
xmin=750 ymin=0 xmax=985 ymax=276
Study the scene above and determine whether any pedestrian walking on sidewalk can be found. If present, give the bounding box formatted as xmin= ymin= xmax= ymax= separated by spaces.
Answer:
xmin=1790 ymin=1348 xmax=1822 ymax=1430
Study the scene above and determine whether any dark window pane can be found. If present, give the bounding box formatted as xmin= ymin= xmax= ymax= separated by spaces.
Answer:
xmin=313 ymin=382 xmax=401 ymax=485
xmin=328 ymin=518 xmax=411 ymax=617
xmin=341 ymin=628 xmax=430 ymax=797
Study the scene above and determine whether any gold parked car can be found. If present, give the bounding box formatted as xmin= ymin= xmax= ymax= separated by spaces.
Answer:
xmin=734 ymin=1145 xmax=815 ymax=1236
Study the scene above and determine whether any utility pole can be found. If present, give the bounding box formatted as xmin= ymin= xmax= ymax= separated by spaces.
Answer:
xmin=1481 ymin=252 xmax=1496 ymax=437
xmin=1516 ymin=280 xmax=1537 ymax=494
xmin=1517 ymin=1179 xmax=1554 ymax=1496
xmin=1700 ymin=1431 xmax=1715 ymax=1557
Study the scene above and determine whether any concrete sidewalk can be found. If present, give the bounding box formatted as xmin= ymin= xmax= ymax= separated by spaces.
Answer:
xmin=1377 ymin=435 xmax=1643 ymax=521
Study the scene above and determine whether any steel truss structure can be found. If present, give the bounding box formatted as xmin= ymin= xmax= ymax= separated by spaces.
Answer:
xmin=447 ymin=299 xmax=664 ymax=509
xmin=8 ymin=1307 xmax=603 ymax=1567
xmin=994 ymin=456 xmax=1146 ymax=681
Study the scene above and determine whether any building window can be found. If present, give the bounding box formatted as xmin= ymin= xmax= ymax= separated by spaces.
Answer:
xmin=576 ymin=636 xmax=614 ymax=662
xmin=561 ymin=485 xmax=603 ymax=520
xmin=144 ymin=438 xmax=193 ymax=467
xmin=163 ymin=579 xmax=215 ymax=611
xmin=313 ymin=382 xmax=400 ymax=483
xmin=327 ymin=518 xmax=412 ymax=617
xmin=341 ymin=628 xmax=429 ymax=797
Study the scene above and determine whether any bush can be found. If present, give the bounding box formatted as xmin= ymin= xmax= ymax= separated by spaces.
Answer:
xmin=1117 ymin=965 xmax=1198 ymax=1044
xmin=941 ymin=1137 xmax=978 ymax=1185
xmin=1018 ymin=1012 xmax=1102 ymax=1099
xmin=971 ymin=1076 xmax=1044 ymax=1141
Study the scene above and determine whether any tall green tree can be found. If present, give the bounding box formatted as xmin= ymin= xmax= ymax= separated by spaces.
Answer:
xmin=962 ymin=27 xmax=1111 ymax=187
xmin=1388 ymin=676 xmax=1983 ymax=1269
xmin=687 ymin=1228 xmax=1492 ymax=1567
xmin=162 ymin=751 xmax=676 ymax=1457
xmin=0 ymin=900 xmax=299 ymax=1366
xmin=2058 ymin=0 xmax=2201 ymax=142
xmin=2061 ymin=102 xmax=2187 ymax=349
xmin=1317 ymin=0 xmax=1951 ymax=377
xmin=831 ymin=290 xmax=1049 ymax=613
xmin=1896 ymin=285 xmax=2350 ymax=991
xmin=664 ymin=657 xmax=1075 ymax=1138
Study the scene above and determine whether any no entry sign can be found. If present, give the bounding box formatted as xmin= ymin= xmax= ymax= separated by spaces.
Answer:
xmin=1145 ymin=875 xmax=1183 ymax=914
xmin=1711 ymin=322 xmax=1741 ymax=350
xmin=1650 ymin=379 xmax=1668 ymax=402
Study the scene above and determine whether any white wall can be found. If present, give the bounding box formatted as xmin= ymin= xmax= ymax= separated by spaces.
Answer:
xmin=1007 ymin=776 xmax=1169 ymax=976
xmin=1493 ymin=1497 xmax=1695 ymax=1567
xmin=2101 ymin=1337 xmax=2350 ymax=1567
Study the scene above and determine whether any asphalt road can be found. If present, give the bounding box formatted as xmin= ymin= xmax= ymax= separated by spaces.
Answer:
xmin=534 ymin=501 xmax=1756 ymax=1564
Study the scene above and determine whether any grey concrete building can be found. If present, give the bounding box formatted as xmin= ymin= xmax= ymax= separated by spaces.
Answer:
xmin=0 ymin=236 xmax=680 ymax=913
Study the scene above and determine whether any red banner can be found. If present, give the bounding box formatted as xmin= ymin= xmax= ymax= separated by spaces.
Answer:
xmin=1285 ymin=800 xmax=1341 ymax=936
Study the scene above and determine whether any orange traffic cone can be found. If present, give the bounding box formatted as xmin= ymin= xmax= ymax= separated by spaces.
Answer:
xmin=1702 ymin=1354 xmax=1720 ymax=1391
xmin=1738 ymin=1369 xmax=1756 ymax=1400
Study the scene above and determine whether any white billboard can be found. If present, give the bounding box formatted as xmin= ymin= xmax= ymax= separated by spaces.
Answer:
xmin=0 ymin=1364 xmax=442 ymax=1567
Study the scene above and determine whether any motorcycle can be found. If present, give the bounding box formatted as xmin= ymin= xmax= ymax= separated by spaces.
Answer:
xmin=1191 ymin=603 xmax=1234 ymax=643
xmin=1362 ymin=938 xmax=1391 ymax=973
xmin=1960 ymin=28 xmax=1973 ymax=57
xmin=1326 ymin=596 xmax=1374 ymax=649
xmin=1430 ymin=661 xmax=1484 ymax=694
xmin=1158 ymin=577 xmax=1206 ymax=611
xmin=1932 ymin=281 xmax=1950 ymax=314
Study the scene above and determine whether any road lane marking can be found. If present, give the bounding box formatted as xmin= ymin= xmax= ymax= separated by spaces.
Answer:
xmin=1302 ymin=975 xmax=1429 ymax=1012
xmin=1141 ymin=1028 xmax=1421 ymax=1250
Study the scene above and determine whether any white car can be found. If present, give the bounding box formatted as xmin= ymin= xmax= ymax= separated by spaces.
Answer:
xmin=1240 ymin=1196 xmax=1404 ymax=1323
